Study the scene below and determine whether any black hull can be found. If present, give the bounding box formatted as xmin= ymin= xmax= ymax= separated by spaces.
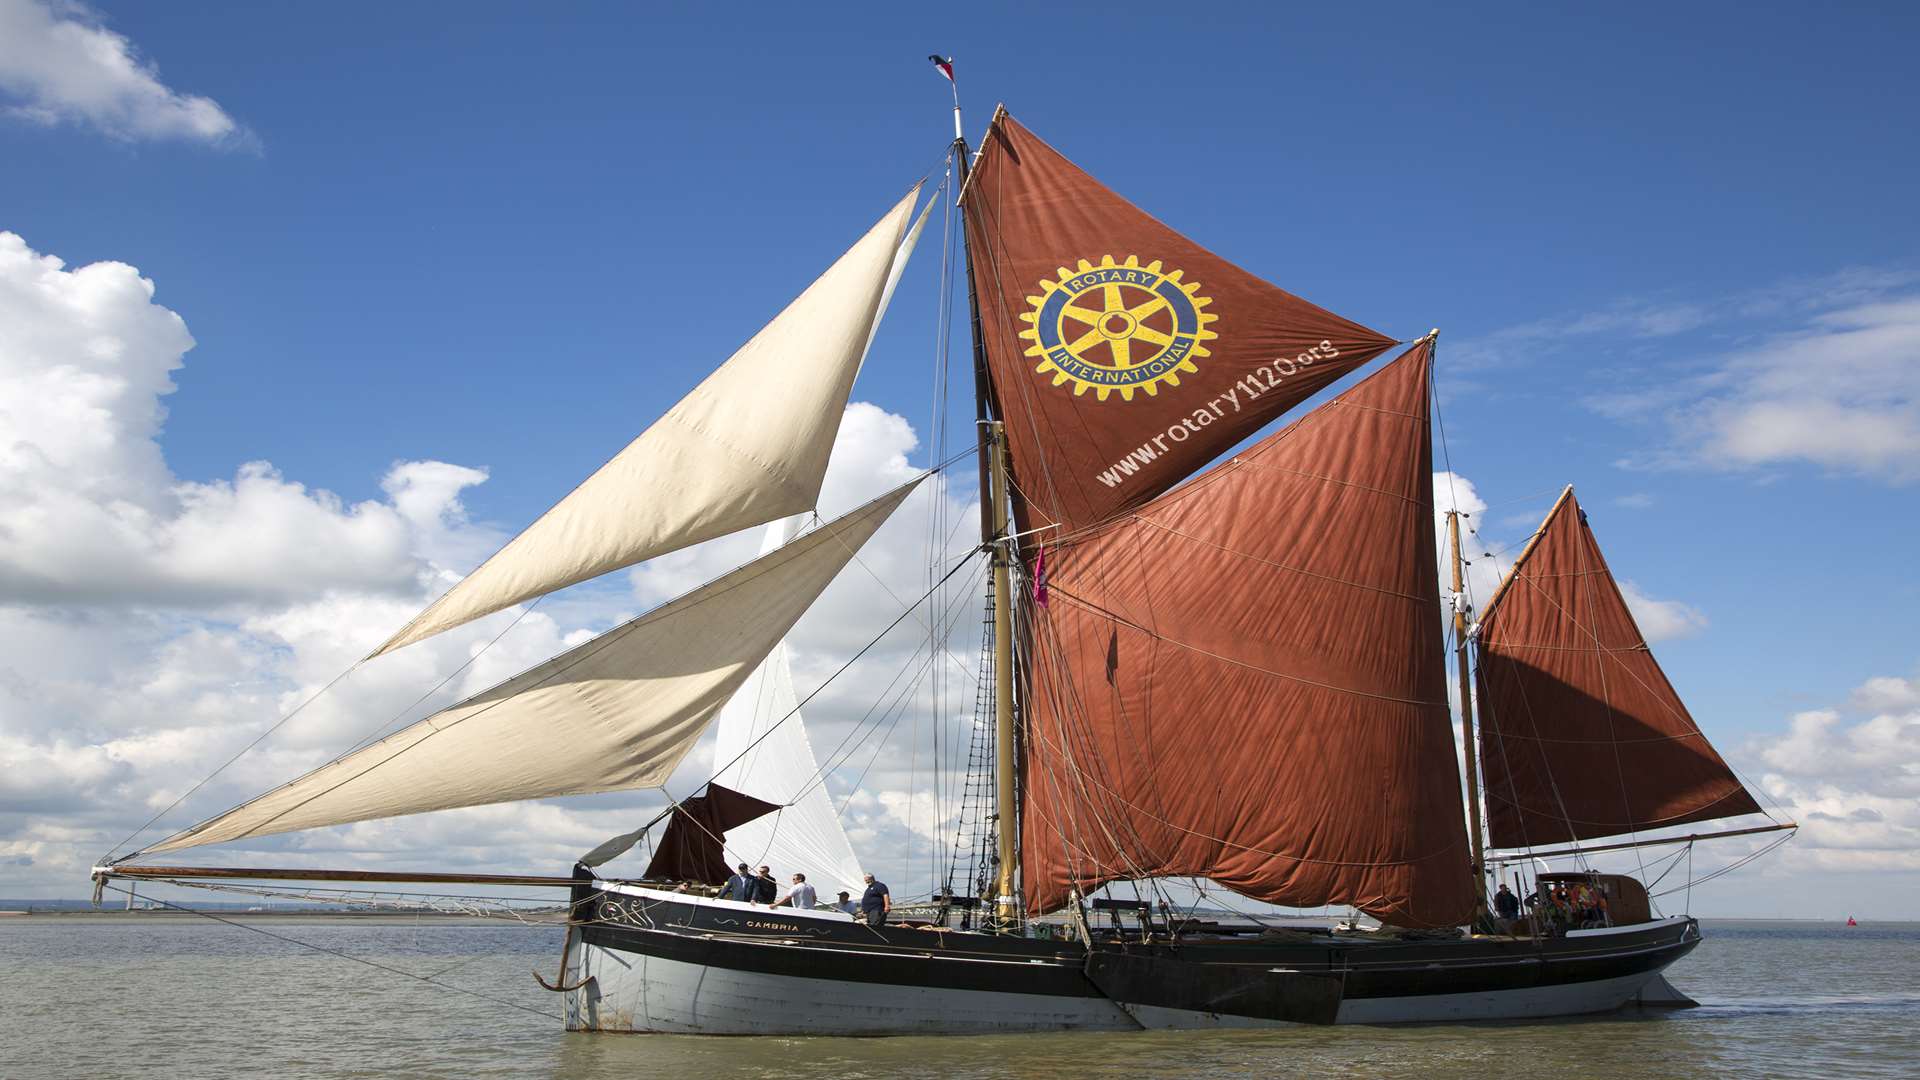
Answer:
xmin=562 ymin=883 xmax=1700 ymax=1032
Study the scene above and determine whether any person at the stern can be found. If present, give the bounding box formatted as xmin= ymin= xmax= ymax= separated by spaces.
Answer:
xmin=860 ymin=873 xmax=891 ymax=927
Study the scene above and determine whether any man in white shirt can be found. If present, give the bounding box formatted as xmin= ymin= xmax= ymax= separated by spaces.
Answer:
xmin=774 ymin=872 xmax=817 ymax=910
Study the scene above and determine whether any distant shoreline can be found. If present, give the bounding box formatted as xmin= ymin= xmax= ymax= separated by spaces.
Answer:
xmin=0 ymin=907 xmax=564 ymax=926
xmin=1 ymin=907 xmax=1903 ymax=924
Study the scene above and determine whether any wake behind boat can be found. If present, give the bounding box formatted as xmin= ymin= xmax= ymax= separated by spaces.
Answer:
xmin=94 ymin=60 xmax=1794 ymax=1034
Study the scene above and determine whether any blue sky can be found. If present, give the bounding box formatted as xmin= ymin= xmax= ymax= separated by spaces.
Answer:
xmin=2 ymin=1 xmax=1917 ymax=913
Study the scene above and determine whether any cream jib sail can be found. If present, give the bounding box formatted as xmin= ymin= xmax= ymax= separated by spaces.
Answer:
xmin=371 ymin=186 xmax=923 ymax=656
xmin=147 ymin=481 xmax=919 ymax=853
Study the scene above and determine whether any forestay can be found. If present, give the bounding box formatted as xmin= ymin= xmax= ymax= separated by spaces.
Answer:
xmin=371 ymin=187 xmax=924 ymax=656
xmin=141 ymin=481 xmax=920 ymax=855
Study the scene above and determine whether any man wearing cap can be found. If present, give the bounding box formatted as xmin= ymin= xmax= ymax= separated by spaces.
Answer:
xmin=720 ymin=863 xmax=755 ymax=903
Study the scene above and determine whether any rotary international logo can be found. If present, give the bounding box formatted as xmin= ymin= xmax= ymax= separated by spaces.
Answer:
xmin=1021 ymin=256 xmax=1217 ymax=401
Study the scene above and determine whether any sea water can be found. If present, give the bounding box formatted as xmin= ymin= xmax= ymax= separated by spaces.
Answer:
xmin=1 ymin=916 xmax=1914 ymax=1079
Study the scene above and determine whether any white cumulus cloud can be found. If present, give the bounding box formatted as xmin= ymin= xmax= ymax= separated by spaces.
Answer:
xmin=1678 ymin=298 xmax=1920 ymax=483
xmin=0 ymin=232 xmax=433 ymax=607
xmin=0 ymin=0 xmax=245 ymax=145
xmin=0 ymin=228 xmax=987 ymax=900
xmin=1617 ymin=579 xmax=1708 ymax=642
xmin=1746 ymin=671 xmax=1920 ymax=873
xmin=0 ymin=232 xmax=602 ymax=891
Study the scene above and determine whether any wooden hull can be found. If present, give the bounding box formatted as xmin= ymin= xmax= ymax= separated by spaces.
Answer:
xmin=560 ymin=882 xmax=1700 ymax=1034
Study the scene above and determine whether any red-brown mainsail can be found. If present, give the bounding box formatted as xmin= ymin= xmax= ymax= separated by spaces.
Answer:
xmin=1474 ymin=490 xmax=1763 ymax=849
xmin=960 ymin=111 xmax=1397 ymax=535
xmin=1019 ymin=342 xmax=1475 ymax=928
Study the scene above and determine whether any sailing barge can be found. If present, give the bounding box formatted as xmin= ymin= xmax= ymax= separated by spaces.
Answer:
xmin=96 ymin=94 xmax=1793 ymax=1033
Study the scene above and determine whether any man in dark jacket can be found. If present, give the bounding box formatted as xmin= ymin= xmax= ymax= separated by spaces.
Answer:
xmin=753 ymin=865 xmax=778 ymax=905
xmin=860 ymin=873 xmax=891 ymax=927
xmin=720 ymin=863 xmax=755 ymax=902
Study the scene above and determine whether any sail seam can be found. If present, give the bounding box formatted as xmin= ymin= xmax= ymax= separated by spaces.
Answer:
xmin=1020 ymin=723 xmax=1470 ymax=868
xmin=1226 ymin=459 xmax=1428 ymax=509
xmin=659 ymin=408 xmax=830 ymax=508
xmin=1127 ymin=517 xmax=1436 ymax=605
xmin=1023 ymin=589 xmax=1179 ymax=899
xmin=1481 ymin=730 xmax=1725 ymax=745
xmin=1483 ymin=783 xmax=1765 ymax=824
xmin=1487 ymin=574 xmax=1701 ymax=731
xmin=1028 ymin=447 xmax=1425 ymax=554
xmin=1483 ymin=641 xmax=1651 ymax=652
xmin=1321 ymin=398 xmax=1428 ymax=421
xmin=1046 ymin=586 xmax=1448 ymax=709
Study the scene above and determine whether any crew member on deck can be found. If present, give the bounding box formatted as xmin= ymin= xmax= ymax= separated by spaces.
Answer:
xmin=861 ymin=873 xmax=891 ymax=927
xmin=753 ymin=865 xmax=778 ymax=905
xmin=832 ymin=891 xmax=857 ymax=915
xmin=721 ymin=863 xmax=755 ymax=902
xmin=1573 ymin=882 xmax=1596 ymax=927
xmin=1550 ymin=885 xmax=1573 ymax=935
xmin=775 ymin=873 xmax=817 ymax=910
xmin=1494 ymin=883 xmax=1520 ymax=926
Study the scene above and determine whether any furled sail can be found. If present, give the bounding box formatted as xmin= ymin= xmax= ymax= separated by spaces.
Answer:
xmin=643 ymin=783 xmax=782 ymax=885
xmin=960 ymin=111 xmax=1398 ymax=535
xmin=140 ymin=481 xmax=920 ymax=855
xmin=370 ymin=187 xmax=924 ymax=657
xmin=1019 ymin=342 xmax=1475 ymax=928
xmin=708 ymin=515 xmax=867 ymax=895
xmin=1473 ymin=489 xmax=1763 ymax=849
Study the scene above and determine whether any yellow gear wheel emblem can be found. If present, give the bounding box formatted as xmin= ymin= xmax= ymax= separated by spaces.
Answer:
xmin=1020 ymin=255 xmax=1218 ymax=401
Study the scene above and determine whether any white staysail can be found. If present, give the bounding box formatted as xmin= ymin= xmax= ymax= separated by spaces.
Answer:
xmin=701 ymin=191 xmax=933 ymax=885
xmin=710 ymin=516 xmax=866 ymax=896
xmin=369 ymin=186 xmax=923 ymax=657
xmin=143 ymin=481 xmax=921 ymax=855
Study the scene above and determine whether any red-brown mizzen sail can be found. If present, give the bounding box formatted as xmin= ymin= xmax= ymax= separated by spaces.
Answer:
xmin=960 ymin=111 xmax=1397 ymax=536
xmin=1019 ymin=342 xmax=1474 ymax=928
xmin=1474 ymin=490 xmax=1763 ymax=849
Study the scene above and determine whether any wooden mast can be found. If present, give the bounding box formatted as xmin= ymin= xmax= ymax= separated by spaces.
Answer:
xmin=985 ymin=421 xmax=1018 ymax=928
xmin=1431 ymin=328 xmax=1488 ymax=917
xmin=1449 ymin=500 xmax=1490 ymax=915
xmin=1479 ymin=484 xmax=1575 ymax=623
xmin=947 ymin=85 xmax=1020 ymax=929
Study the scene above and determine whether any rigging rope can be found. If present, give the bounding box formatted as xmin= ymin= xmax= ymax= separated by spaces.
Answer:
xmin=1650 ymin=831 xmax=1795 ymax=899
xmin=100 ymin=595 xmax=554 ymax=861
xmin=924 ymin=153 xmax=959 ymax=897
xmin=694 ymin=551 xmax=984 ymax=807
xmin=96 ymin=883 xmax=563 ymax=1023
